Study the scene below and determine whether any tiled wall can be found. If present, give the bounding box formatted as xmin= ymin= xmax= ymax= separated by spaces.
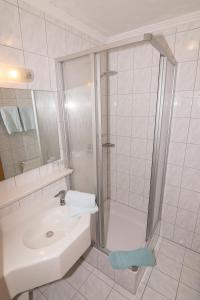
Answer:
xmin=107 ymin=43 xmax=160 ymax=217
xmin=0 ymin=0 xmax=98 ymax=92
xmin=0 ymin=0 xmax=98 ymax=217
xmin=0 ymin=175 xmax=67 ymax=219
xmin=156 ymin=22 xmax=200 ymax=253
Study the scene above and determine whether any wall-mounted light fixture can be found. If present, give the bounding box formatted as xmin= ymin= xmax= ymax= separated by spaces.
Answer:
xmin=0 ymin=64 xmax=34 ymax=83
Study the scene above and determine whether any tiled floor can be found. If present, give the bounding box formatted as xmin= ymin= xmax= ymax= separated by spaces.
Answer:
xmin=32 ymin=238 xmax=200 ymax=300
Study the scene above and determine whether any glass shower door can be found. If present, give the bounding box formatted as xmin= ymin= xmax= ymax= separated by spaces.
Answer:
xmin=146 ymin=57 xmax=176 ymax=240
xmin=62 ymin=55 xmax=97 ymax=194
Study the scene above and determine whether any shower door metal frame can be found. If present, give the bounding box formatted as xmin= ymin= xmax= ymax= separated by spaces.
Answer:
xmin=146 ymin=58 xmax=177 ymax=241
xmin=56 ymin=33 xmax=177 ymax=250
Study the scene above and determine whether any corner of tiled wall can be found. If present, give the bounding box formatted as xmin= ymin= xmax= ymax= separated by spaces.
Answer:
xmin=0 ymin=0 xmax=99 ymax=219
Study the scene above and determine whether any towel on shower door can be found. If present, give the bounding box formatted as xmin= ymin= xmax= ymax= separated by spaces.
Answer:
xmin=109 ymin=248 xmax=156 ymax=269
xmin=0 ymin=106 xmax=23 ymax=134
xmin=18 ymin=106 xmax=36 ymax=131
xmin=65 ymin=190 xmax=98 ymax=217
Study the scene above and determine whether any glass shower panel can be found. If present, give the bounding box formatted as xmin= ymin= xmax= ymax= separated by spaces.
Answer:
xmin=62 ymin=55 xmax=96 ymax=194
xmin=146 ymin=58 xmax=176 ymax=239
xmin=97 ymin=43 xmax=162 ymax=251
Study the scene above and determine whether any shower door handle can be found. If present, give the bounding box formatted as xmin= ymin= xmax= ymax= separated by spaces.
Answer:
xmin=102 ymin=143 xmax=115 ymax=148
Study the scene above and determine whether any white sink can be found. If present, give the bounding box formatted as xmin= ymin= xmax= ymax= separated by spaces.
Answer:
xmin=23 ymin=206 xmax=79 ymax=249
xmin=1 ymin=204 xmax=91 ymax=299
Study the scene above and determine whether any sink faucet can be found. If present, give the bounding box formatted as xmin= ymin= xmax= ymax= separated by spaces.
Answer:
xmin=54 ymin=190 xmax=66 ymax=206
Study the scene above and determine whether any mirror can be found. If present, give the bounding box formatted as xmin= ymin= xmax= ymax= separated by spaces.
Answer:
xmin=0 ymin=88 xmax=60 ymax=180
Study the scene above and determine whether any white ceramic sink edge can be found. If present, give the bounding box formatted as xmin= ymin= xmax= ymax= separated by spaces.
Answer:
xmin=1 ymin=205 xmax=91 ymax=299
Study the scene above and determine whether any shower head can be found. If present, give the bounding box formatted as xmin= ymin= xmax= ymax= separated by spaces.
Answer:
xmin=100 ymin=70 xmax=118 ymax=77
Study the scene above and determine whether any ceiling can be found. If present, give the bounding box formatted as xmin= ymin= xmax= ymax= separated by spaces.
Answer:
xmin=25 ymin=0 xmax=200 ymax=40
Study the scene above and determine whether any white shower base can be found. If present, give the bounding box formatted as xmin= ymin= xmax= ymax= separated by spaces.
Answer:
xmin=105 ymin=201 xmax=147 ymax=251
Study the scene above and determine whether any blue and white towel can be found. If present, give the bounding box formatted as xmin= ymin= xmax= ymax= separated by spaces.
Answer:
xmin=66 ymin=190 xmax=98 ymax=217
xmin=18 ymin=106 xmax=36 ymax=131
xmin=0 ymin=106 xmax=23 ymax=135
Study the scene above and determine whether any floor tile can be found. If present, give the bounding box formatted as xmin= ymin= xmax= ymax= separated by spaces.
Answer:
xmin=155 ymin=253 xmax=182 ymax=280
xmin=142 ymin=287 xmax=168 ymax=300
xmin=43 ymin=279 xmax=76 ymax=300
xmin=79 ymin=273 xmax=112 ymax=300
xmin=113 ymin=284 xmax=137 ymax=300
xmin=93 ymin=268 xmax=115 ymax=287
xmin=148 ymin=269 xmax=178 ymax=299
xmin=107 ymin=289 xmax=128 ymax=300
xmin=65 ymin=264 xmax=91 ymax=289
xmin=72 ymin=292 xmax=87 ymax=300
xmin=176 ymin=283 xmax=200 ymax=300
xmin=183 ymin=249 xmax=200 ymax=273
xmin=32 ymin=289 xmax=46 ymax=300
xmin=159 ymin=240 xmax=185 ymax=263
xmin=181 ymin=266 xmax=200 ymax=293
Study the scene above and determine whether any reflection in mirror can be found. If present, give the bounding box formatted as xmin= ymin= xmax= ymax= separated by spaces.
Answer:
xmin=0 ymin=88 xmax=60 ymax=180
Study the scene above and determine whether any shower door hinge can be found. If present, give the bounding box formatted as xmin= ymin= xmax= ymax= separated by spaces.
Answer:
xmin=102 ymin=143 xmax=115 ymax=148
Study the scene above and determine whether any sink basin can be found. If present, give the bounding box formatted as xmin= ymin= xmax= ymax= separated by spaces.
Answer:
xmin=1 ymin=204 xmax=91 ymax=299
xmin=23 ymin=206 xmax=79 ymax=249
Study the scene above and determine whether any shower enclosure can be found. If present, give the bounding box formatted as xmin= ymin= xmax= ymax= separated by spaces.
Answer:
xmin=57 ymin=33 xmax=176 ymax=290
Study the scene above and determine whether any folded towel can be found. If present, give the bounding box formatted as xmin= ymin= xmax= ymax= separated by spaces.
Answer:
xmin=18 ymin=106 xmax=36 ymax=131
xmin=69 ymin=205 xmax=98 ymax=217
xmin=0 ymin=106 xmax=23 ymax=134
xmin=66 ymin=190 xmax=96 ymax=208
xmin=66 ymin=190 xmax=98 ymax=217
xmin=109 ymin=248 xmax=156 ymax=269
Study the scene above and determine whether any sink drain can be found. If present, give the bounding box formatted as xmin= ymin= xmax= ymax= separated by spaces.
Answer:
xmin=46 ymin=231 xmax=54 ymax=238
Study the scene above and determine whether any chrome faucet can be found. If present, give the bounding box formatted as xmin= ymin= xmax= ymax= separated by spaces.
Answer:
xmin=54 ymin=190 xmax=66 ymax=206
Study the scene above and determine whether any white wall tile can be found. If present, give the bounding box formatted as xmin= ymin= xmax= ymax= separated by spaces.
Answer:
xmin=176 ymin=61 xmax=197 ymax=91
xmin=116 ymin=116 xmax=132 ymax=137
xmin=195 ymin=60 xmax=200 ymax=90
xmin=134 ymin=44 xmax=153 ymax=69
xmin=173 ymin=227 xmax=193 ymax=248
xmin=163 ymin=184 xmax=180 ymax=207
xmin=132 ymin=93 xmax=150 ymax=116
xmin=170 ymin=118 xmax=190 ymax=143
xmin=173 ymin=91 xmax=193 ymax=117
xmin=117 ymin=94 xmax=132 ymax=116
xmin=166 ymin=164 xmax=182 ymax=187
xmin=130 ymin=138 xmax=147 ymax=158
xmin=175 ymin=208 xmax=197 ymax=231
xmin=117 ymin=71 xmax=132 ymax=94
xmin=117 ymin=47 xmax=133 ymax=71
xmin=191 ymin=91 xmax=200 ymax=118
xmin=20 ymin=9 xmax=47 ymax=55
xmin=179 ymin=188 xmax=200 ymax=212
xmin=168 ymin=142 xmax=186 ymax=166
xmin=182 ymin=167 xmax=200 ymax=192
xmin=0 ymin=0 xmax=22 ymax=48
xmin=162 ymin=204 xmax=177 ymax=224
xmin=24 ymin=52 xmax=50 ymax=90
xmin=175 ymin=29 xmax=200 ymax=62
xmin=188 ymin=119 xmax=200 ymax=144
xmin=0 ymin=44 xmax=24 ymax=66
xmin=185 ymin=144 xmax=200 ymax=169
xmin=46 ymin=21 xmax=67 ymax=58
xmin=132 ymin=117 xmax=148 ymax=138
xmin=160 ymin=221 xmax=174 ymax=240
xmin=116 ymin=136 xmax=131 ymax=155
xmin=133 ymin=68 xmax=151 ymax=93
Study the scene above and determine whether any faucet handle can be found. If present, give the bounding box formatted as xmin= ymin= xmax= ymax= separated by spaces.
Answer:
xmin=54 ymin=190 xmax=66 ymax=198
